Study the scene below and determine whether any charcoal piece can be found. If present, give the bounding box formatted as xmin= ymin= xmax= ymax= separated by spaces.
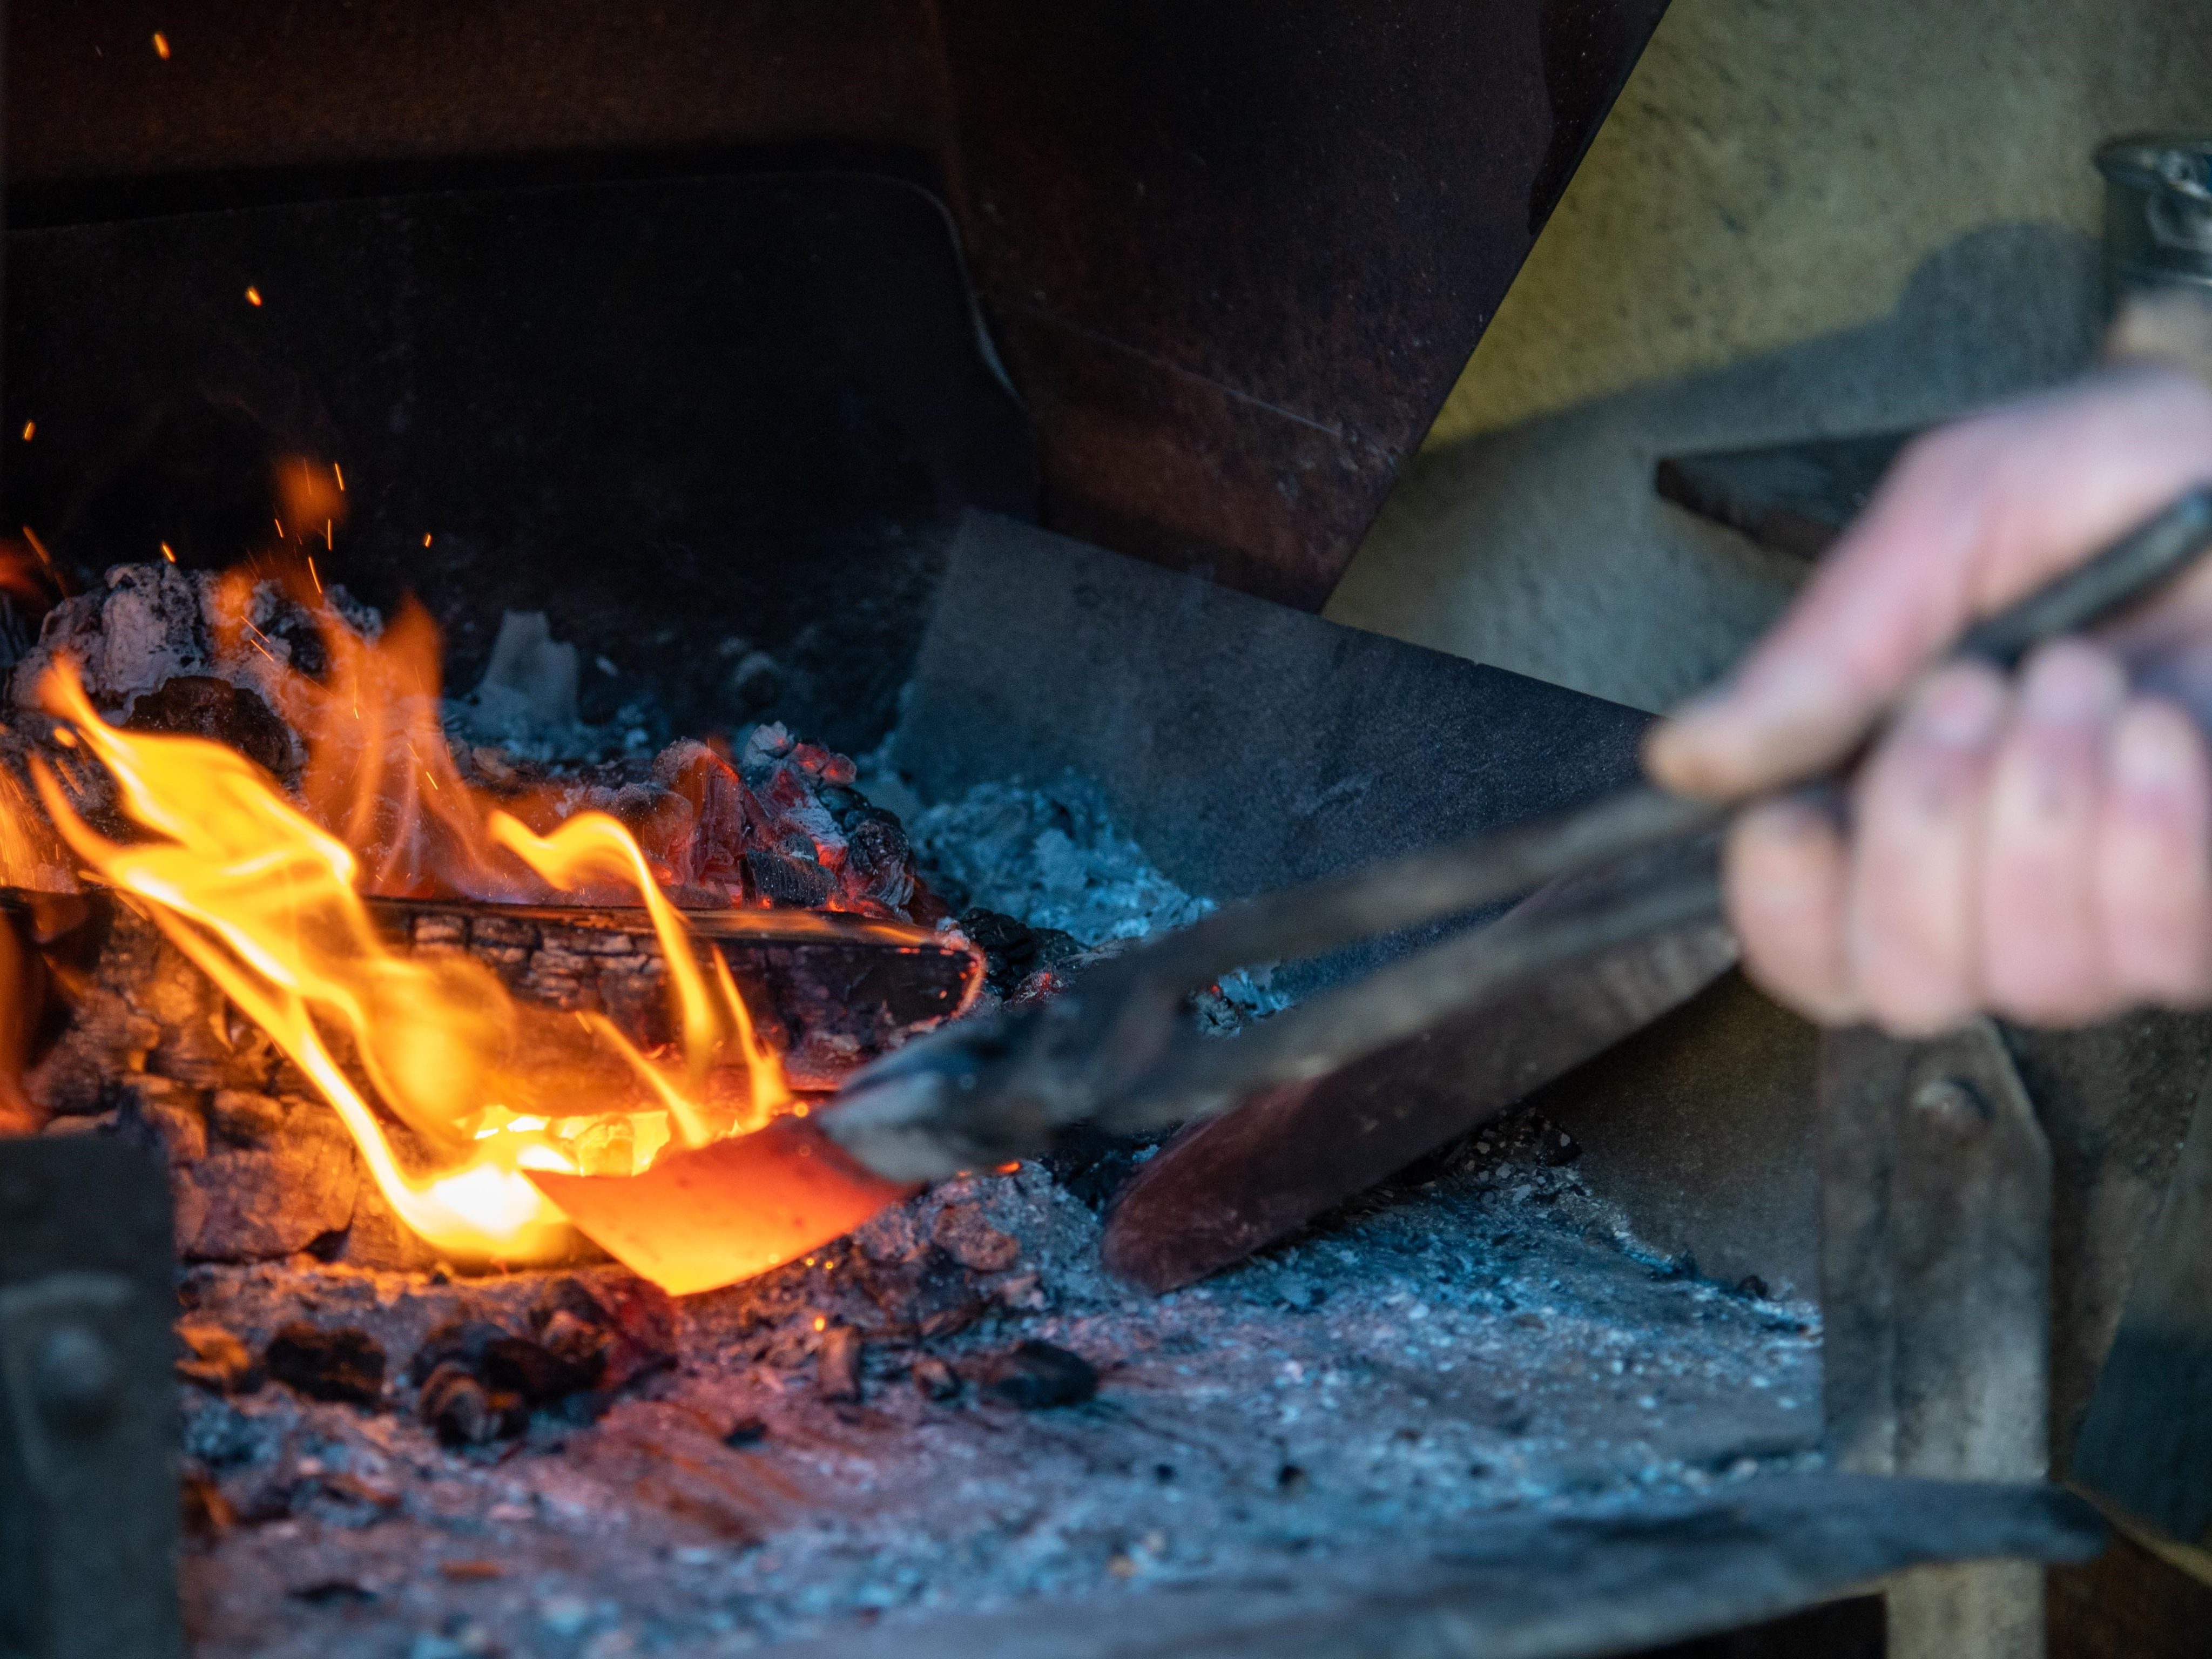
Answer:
xmin=745 ymin=847 xmax=837 ymax=908
xmin=535 ymin=1310 xmax=611 ymax=1390
xmin=179 ymin=1469 xmax=235 ymax=1541
xmin=981 ymin=1340 xmax=1096 ymax=1410
xmin=409 ymin=1318 xmax=512 ymax=1385
xmin=817 ymin=1325 xmax=864 ymax=1404
xmin=177 ymin=1101 xmax=359 ymax=1262
xmin=815 ymin=785 xmax=868 ymax=820
xmin=859 ymin=1243 xmax=984 ymax=1339
xmin=723 ymin=1414 xmax=768 ymax=1447
xmin=265 ymin=1323 xmax=386 ymax=1405
xmin=932 ymin=1203 xmax=1021 ymax=1272
xmin=842 ymin=806 xmax=911 ymax=874
xmin=419 ymin=1363 xmax=524 ymax=1446
xmin=207 ymin=1088 xmax=287 ymax=1147
xmin=724 ymin=649 xmax=784 ymax=711
xmin=122 ymin=675 xmax=295 ymax=780
xmin=1044 ymin=1122 xmax=1164 ymax=1213
xmin=482 ymin=1334 xmax=600 ymax=1403
xmin=114 ymin=1076 xmax=208 ymax=1165
xmin=912 ymin=1356 xmax=961 ymax=1402
xmin=176 ymin=1321 xmax=261 ymax=1394
xmin=957 ymin=908 xmax=1083 ymax=998
xmin=531 ymin=1277 xmax=677 ymax=1391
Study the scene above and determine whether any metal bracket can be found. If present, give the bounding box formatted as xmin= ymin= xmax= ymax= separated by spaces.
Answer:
xmin=1820 ymin=1020 xmax=2053 ymax=1659
xmin=0 ymin=1140 xmax=181 ymax=1659
xmin=2074 ymin=1062 xmax=2212 ymax=1547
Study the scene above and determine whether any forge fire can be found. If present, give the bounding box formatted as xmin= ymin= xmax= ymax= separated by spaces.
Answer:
xmin=1 ymin=556 xmax=970 ymax=1284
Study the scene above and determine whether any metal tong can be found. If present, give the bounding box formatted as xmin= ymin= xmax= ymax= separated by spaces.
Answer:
xmin=820 ymin=489 xmax=2212 ymax=1182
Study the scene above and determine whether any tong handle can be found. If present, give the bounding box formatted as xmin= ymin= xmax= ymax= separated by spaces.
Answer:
xmin=1113 ymin=488 xmax=2212 ymax=994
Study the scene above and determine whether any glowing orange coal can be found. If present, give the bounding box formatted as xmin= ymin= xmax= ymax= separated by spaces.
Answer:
xmin=3 ymin=586 xmax=928 ymax=1289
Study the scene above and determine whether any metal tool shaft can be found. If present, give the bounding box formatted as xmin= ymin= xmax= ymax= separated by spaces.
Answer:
xmin=822 ymin=489 xmax=2212 ymax=1179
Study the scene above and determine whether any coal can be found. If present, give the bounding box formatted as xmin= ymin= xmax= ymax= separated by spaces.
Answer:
xmin=116 ymin=1077 xmax=208 ymax=1165
xmin=175 ymin=1322 xmax=261 ymax=1394
xmin=264 ymin=1323 xmax=385 ymax=1405
xmin=409 ymin=1318 xmax=512 ymax=1385
xmin=932 ymin=1203 xmax=1022 ymax=1272
xmin=123 ymin=675 xmax=296 ymax=781
xmin=533 ymin=1277 xmax=676 ymax=1391
xmin=419 ymin=1363 xmax=526 ymax=1447
xmin=408 ymin=1295 xmax=623 ymax=1438
xmin=981 ymin=1340 xmax=1097 ymax=1410
xmin=745 ymin=846 xmax=838 ymax=908
xmin=912 ymin=1355 xmax=961 ymax=1402
xmin=534 ymin=1309 xmax=612 ymax=1390
xmin=957 ymin=907 xmax=1083 ymax=999
xmin=482 ymin=1334 xmax=589 ymax=1403
xmin=818 ymin=1324 xmax=864 ymax=1404
xmin=179 ymin=1468 xmax=236 ymax=1542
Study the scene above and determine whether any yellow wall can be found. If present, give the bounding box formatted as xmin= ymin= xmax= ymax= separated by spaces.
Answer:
xmin=1428 ymin=0 xmax=2212 ymax=447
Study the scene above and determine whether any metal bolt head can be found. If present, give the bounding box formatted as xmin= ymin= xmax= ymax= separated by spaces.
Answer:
xmin=1910 ymin=1075 xmax=1990 ymax=1137
xmin=32 ymin=1323 xmax=118 ymax=1433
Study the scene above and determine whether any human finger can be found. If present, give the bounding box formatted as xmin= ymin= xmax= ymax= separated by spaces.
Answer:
xmin=1724 ymin=794 xmax=1859 ymax=1024
xmin=1978 ymin=641 xmax=2128 ymax=1022
xmin=2096 ymin=698 xmax=2212 ymax=1005
xmin=1647 ymin=365 xmax=2212 ymax=800
xmin=1842 ymin=662 xmax=2007 ymax=1035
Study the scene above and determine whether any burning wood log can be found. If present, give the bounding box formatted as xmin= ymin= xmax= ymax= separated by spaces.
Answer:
xmin=3 ymin=886 xmax=973 ymax=1272
xmin=0 ymin=559 xmax=985 ymax=1290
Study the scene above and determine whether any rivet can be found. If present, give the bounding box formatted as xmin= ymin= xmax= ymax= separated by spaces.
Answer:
xmin=1910 ymin=1075 xmax=1990 ymax=1136
xmin=32 ymin=1324 xmax=118 ymax=1434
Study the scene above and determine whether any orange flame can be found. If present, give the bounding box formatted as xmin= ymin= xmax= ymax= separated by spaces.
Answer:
xmin=28 ymin=656 xmax=799 ymax=1267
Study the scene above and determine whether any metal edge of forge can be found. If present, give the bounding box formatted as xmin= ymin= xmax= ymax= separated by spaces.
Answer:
xmin=757 ymin=1474 xmax=2100 ymax=1659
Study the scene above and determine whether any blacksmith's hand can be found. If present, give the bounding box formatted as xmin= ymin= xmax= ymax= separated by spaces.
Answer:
xmin=1643 ymin=363 xmax=2212 ymax=1033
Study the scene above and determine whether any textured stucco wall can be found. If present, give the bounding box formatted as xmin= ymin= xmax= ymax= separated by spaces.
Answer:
xmin=1327 ymin=0 xmax=2212 ymax=712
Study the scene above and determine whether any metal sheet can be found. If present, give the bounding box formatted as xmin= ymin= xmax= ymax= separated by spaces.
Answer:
xmin=8 ymin=0 xmax=1671 ymax=611
xmin=0 ymin=1138 xmax=182 ymax=1659
xmin=757 ymin=1475 xmax=2099 ymax=1659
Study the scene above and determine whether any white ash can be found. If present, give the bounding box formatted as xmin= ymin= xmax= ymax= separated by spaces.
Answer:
xmin=444 ymin=610 xmax=663 ymax=765
xmin=900 ymin=777 xmax=1212 ymax=947
xmin=180 ymin=1145 xmax=1820 ymax=1659
xmin=9 ymin=562 xmax=378 ymax=717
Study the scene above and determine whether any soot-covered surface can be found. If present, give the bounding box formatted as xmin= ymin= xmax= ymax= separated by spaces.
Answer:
xmin=177 ymin=1137 xmax=1820 ymax=1659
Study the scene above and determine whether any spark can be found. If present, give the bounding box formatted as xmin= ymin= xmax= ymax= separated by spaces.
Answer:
xmin=423 ymin=532 xmax=434 ymax=547
xmin=423 ymin=770 xmax=439 ymax=793
xmin=333 ymin=462 xmax=346 ymax=491
xmin=273 ymin=517 xmax=285 ymax=539
xmin=812 ymin=1316 xmax=827 ymax=1332
xmin=152 ymin=32 xmax=170 ymax=59
xmin=245 ymin=286 xmax=263 ymax=307
xmin=51 ymin=727 xmax=76 ymax=747
xmin=306 ymin=555 xmax=322 ymax=595
xmin=160 ymin=542 xmax=176 ymax=563
xmin=18 ymin=422 xmax=32 ymax=441
xmin=21 ymin=527 xmax=58 ymax=585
